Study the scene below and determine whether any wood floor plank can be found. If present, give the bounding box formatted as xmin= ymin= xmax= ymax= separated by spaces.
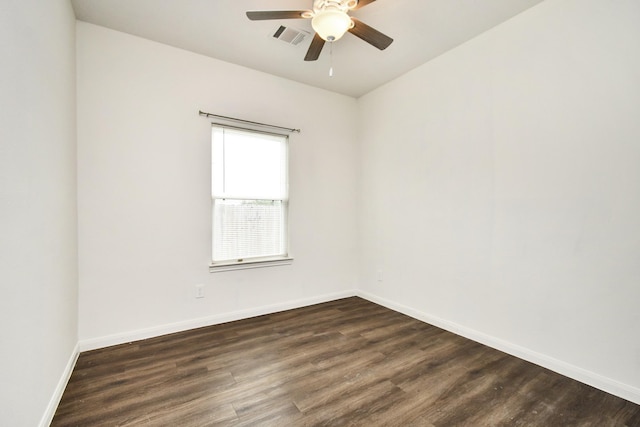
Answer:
xmin=52 ymin=297 xmax=640 ymax=426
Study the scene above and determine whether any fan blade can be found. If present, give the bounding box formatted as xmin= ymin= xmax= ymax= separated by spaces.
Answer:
xmin=246 ymin=10 xmax=309 ymax=21
xmin=304 ymin=33 xmax=326 ymax=61
xmin=353 ymin=0 xmax=376 ymax=10
xmin=348 ymin=18 xmax=393 ymax=50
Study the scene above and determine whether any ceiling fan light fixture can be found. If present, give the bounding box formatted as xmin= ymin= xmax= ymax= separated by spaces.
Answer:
xmin=311 ymin=10 xmax=352 ymax=42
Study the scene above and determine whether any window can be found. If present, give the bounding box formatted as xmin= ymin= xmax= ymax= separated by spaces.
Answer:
xmin=210 ymin=125 xmax=291 ymax=271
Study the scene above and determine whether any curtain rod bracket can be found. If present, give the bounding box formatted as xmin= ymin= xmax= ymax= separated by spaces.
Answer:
xmin=199 ymin=110 xmax=300 ymax=133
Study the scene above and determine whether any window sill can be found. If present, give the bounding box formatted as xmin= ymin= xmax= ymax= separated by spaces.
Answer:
xmin=209 ymin=257 xmax=294 ymax=273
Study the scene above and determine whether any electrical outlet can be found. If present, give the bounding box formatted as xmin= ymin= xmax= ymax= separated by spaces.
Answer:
xmin=195 ymin=284 xmax=205 ymax=299
xmin=377 ymin=270 xmax=383 ymax=282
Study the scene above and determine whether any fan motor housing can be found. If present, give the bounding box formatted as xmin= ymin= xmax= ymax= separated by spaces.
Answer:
xmin=313 ymin=0 xmax=358 ymax=14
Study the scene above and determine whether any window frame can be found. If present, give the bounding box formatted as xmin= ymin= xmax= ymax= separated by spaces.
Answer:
xmin=209 ymin=124 xmax=293 ymax=273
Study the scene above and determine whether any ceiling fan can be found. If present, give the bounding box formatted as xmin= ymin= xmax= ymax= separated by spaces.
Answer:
xmin=246 ymin=0 xmax=393 ymax=61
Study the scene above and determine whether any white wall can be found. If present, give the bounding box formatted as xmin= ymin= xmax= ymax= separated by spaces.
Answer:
xmin=76 ymin=23 xmax=359 ymax=347
xmin=358 ymin=0 xmax=640 ymax=404
xmin=0 ymin=1 xmax=78 ymax=425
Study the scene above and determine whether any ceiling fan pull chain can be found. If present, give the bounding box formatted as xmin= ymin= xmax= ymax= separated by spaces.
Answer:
xmin=329 ymin=42 xmax=334 ymax=77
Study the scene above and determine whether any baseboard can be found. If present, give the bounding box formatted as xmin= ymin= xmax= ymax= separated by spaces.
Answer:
xmin=39 ymin=342 xmax=79 ymax=427
xmin=357 ymin=290 xmax=640 ymax=406
xmin=78 ymin=289 xmax=357 ymax=352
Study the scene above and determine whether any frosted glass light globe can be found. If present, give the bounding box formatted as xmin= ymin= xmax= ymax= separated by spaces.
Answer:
xmin=312 ymin=10 xmax=352 ymax=42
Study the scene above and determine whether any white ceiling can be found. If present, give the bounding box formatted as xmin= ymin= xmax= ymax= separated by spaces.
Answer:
xmin=71 ymin=0 xmax=544 ymax=98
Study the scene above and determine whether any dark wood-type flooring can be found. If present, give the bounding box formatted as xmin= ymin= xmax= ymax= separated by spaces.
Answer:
xmin=52 ymin=297 xmax=640 ymax=426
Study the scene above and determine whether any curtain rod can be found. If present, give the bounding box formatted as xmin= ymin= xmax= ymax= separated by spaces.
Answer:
xmin=198 ymin=110 xmax=301 ymax=133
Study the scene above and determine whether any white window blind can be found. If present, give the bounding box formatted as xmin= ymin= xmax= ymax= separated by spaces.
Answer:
xmin=211 ymin=126 xmax=289 ymax=265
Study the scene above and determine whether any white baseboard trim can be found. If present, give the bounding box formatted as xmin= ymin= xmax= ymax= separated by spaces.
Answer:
xmin=39 ymin=342 xmax=79 ymax=427
xmin=78 ymin=290 xmax=357 ymax=352
xmin=357 ymin=290 xmax=640 ymax=406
